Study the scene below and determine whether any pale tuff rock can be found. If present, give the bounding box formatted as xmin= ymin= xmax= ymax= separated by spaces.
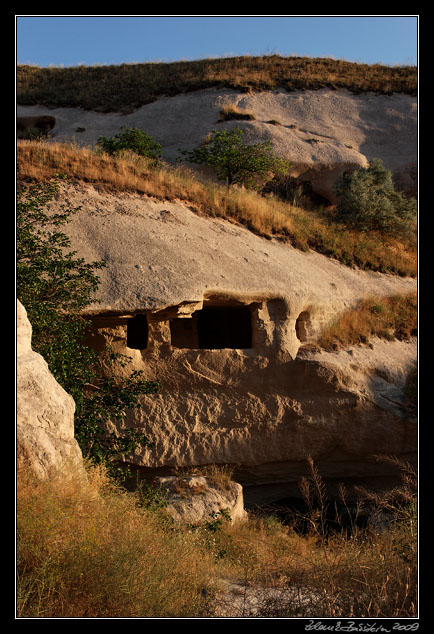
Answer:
xmin=153 ymin=475 xmax=247 ymax=524
xmin=17 ymin=86 xmax=417 ymax=202
xmin=34 ymin=184 xmax=417 ymax=500
xmin=111 ymin=338 xmax=416 ymax=504
xmin=16 ymin=300 xmax=84 ymax=479
xmin=42 ymin=183 xmax=416 ymax=327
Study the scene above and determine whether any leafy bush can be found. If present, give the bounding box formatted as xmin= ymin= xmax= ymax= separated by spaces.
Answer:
xmin=179 ymin=126 xmax=291 ymax=189
xmin=136 ymin=481 xmax=170 ymax=512
xmin=334 ymin=158 xmax=417 ymax=237
xmin=16 ymin=178 xmax=160 ymax=478
xmin=97 ymin=126 xmax=162 ymax=162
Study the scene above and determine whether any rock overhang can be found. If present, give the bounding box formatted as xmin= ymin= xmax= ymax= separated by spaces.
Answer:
xmin=17 ymin=84 xmax=418 ymax=503
xmin=38 ymin=181 xmax=416 ymax=363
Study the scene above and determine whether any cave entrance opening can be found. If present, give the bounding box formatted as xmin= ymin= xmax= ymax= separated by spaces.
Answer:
xmin=126 ymin=314 xmax=149 ymax=350
xmin=198 ymin=305 xmax=252 ymax=349
xmin=170 ymin=304 xmax=253 ymax=350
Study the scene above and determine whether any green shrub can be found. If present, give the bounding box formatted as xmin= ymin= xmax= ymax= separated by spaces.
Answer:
xmin=334 ymin=159 xmax=417 ymax=237
xmin=97 ymin=126 xmax=162 ymax=162
xmin=136 ymin=481 xmax=170 ymax=512
xmin=179 ymin=126 xmax=291 ymax=189
xmin=16 ymin=178 xmax=160 ymax=478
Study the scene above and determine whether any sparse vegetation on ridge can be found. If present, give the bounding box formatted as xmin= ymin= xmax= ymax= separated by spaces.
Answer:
xmin=17 ymin=139 xmax=417 ymax=277
xmin=17 ymin=54 xmax=417 ymax=112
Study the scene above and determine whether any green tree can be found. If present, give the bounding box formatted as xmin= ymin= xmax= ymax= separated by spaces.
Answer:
xmin=97 ymin=126 xmax=162 ymax=163
xmin=179 ymin=126 xmax=291 ymax=189
xmin=17 ymin=178 xmax=160 ymax=479
xmin=334 ymin=158 xmax=417 ymax=237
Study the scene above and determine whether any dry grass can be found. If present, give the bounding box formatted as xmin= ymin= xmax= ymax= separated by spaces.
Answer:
xmin=216 ymin=520 xmax=417 ymax=618
xmin=210 ymin=456 xmax=417 ymax=618
xmin=17 ymin=55 xmax=417 ymax=112
xmin=218 ymin=105 xmax=256 ymax=122
xmin=16 ymin=456 xmax=417 ymax=618
xmin=17 ymin=140 xmax=417 ymax=277
xmin=16 ymin=461 xmax=216 ymax=618
xmin=174 ymin=463 xmax=237 ymax=493
xmin=318 ymin=292 xmax=417 ymax=350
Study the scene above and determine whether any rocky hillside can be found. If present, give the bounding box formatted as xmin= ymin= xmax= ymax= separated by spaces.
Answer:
xmin=17 ymin=55 xmax=417 ymax=204
xmin=17 ymin=84 xmax=417 ymax=203
xmin=17 ymin=57 xmax=418 ymax=503
xmin=21 ymin=179 xmax=416 ymax=505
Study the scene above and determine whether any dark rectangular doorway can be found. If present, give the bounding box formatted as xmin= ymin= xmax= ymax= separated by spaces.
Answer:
xmin=197 ymin=305 xmax=252 ymax=349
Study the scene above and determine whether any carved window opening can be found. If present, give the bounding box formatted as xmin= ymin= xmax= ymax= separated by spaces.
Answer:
xmin=171 ymin=305 xmax=253 ymax=349
xmin=126 ymin=314 xmax=149 ymax=350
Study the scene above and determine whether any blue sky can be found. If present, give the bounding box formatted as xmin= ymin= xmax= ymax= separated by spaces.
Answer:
xmin=16 ymin=15 xmax=418 ymax=68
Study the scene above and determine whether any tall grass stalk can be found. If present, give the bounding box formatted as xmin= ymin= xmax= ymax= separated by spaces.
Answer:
xmin=212 ymin=456 xmax=417 ymax=618
xmin=17 ymin=455 xmax=417 ymax=618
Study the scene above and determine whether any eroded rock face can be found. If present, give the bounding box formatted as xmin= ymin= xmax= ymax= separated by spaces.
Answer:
xmin=17 ymin=86 xmax=417 ymax=201
xmin=153 ymin=475 xmax=246 ymax=524
xmin=30 ymin=184 xmax=417 ymax=502
xmin=40 ymin=183 xmax=416 ymax=331
xmin=16 ymin=300 xmax=83 ymax=479
xmin=86 ymin=305 xmax=417 ymax=504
